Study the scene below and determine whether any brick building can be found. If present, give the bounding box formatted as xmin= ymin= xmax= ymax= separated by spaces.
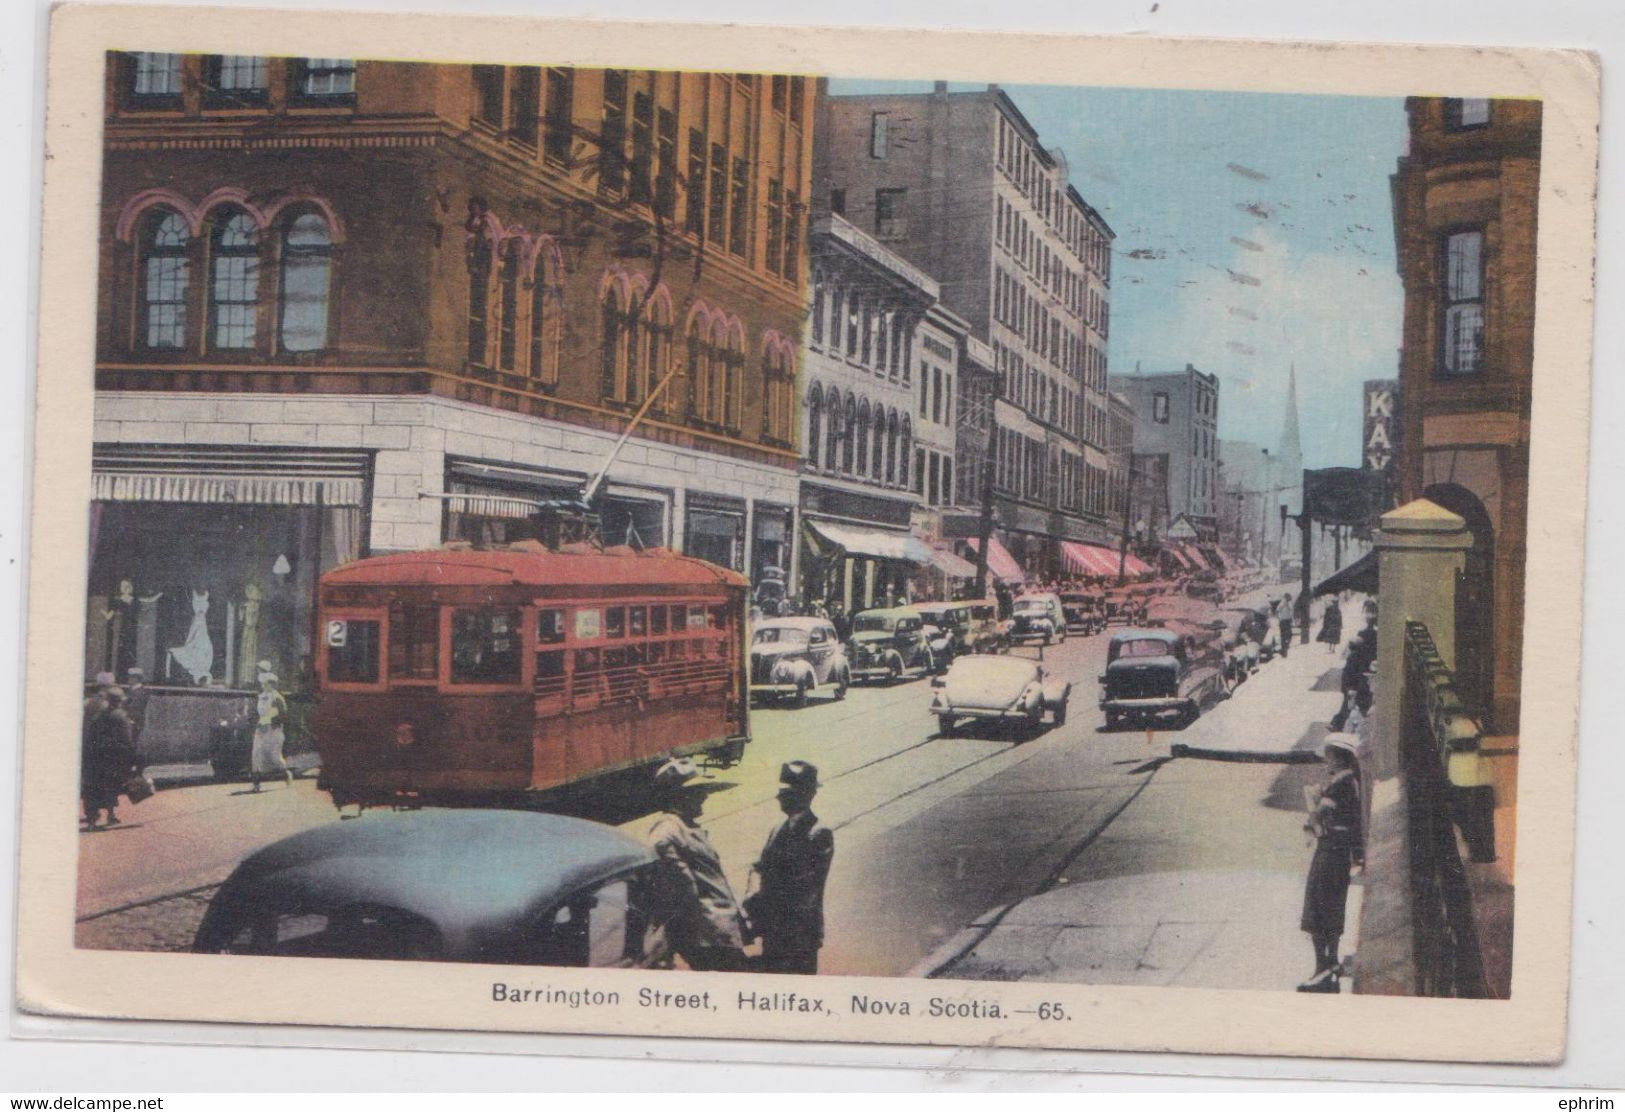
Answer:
xmin=87 ymin=53 xmax=813 ymax=722
xmin=1109 ymin=364 xmax=1221 ymax=544
xmin=812 ymin=82 xmax=1116 ymax=579
xmin=1391 ymin=96 xmax=1539 ymax=732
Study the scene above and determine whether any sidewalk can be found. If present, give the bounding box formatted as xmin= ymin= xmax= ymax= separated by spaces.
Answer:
xmin=914 ymin=614 xmax=1364 ymax=991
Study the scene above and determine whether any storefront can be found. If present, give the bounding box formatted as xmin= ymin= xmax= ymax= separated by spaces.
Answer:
xmin=85 ymin=445 xmax=370 ymax=765
xmin=798 ymin=479 xmax=924 ymax=616
xmin=443 ymin=458 xmax=669 ymax=551
xmin=685 ymin=495 xmax=747 ymax=571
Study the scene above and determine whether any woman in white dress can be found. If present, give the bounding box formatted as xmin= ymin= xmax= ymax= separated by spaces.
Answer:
xmin=169 ymin=588 xmax=214 ymax=685
xmin=250 ymin=672 xmax=292 ymax=791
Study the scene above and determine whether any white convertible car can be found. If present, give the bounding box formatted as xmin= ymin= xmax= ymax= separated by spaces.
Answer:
xmin=929 ymin=654 xmax=1071 ymax=736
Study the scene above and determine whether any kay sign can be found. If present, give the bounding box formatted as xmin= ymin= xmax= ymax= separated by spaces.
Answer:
xmin=1363 ymin=379 xmax=1400 ymax=476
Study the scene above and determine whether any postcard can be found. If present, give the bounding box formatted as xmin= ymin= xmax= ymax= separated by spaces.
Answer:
xmin=14 ymin=3 xmax=1598 ymax=1064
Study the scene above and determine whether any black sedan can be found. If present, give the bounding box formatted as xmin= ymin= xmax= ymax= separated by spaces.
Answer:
xmin=193 ymin=809 xmax=669 ymax=968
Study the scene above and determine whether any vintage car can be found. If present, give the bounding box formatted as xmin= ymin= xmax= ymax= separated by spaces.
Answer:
xmin=1060 ymin=592 xmax=1106 ymax=636
xmin=847 ymin=607 xmax=935 ymax=683
xmin=909 ymin=599 xmax=1005 ymax=657
xmin=749 ymin=617 xmax=850 ymax=705
xmin=1098 ymin=626 xmax=1229 ymax=729
xmin=193 ymin=809 xmax=670 ymax=968
xmin=1008 ymin=593 xmax=1067 ymax=645
xmin=930 ymin=653 xmax=1071 ymax=736
xmin=1226 ymin=604 xmax=1280 ymax=662
xmin=1216 ymin=609 xmax=1262 ymax=683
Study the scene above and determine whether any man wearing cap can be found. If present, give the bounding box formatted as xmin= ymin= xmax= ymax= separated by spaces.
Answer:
xmin=646 ymin=757 xmax=749 ymax=972
xmin=123 ymin=667 xmax=151 ymax=747
xmin=1298 ymin=734 xmax=1364 ymax=992
xmin=745 ymin=761 xmax=835 ymax=975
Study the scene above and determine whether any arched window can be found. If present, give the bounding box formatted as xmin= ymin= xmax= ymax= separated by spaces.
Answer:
xmin=208 ymin=209 xmax=259 ymax=351
xmin=898 ymin=416 xmax=912 ymax=489
xmin=805 ymin=384 xmax=822 ymax=469
xmin=497 ymin=239 xmax=521 ymax=371
xmin=842 ymin=395 xmax=857 ymax=473
xmin=686 ymin=317 xmax=707 ymax=419
xmin=527 ymin=251 xmax=560 ymax=386
xmin=642 ymin=293 xmax=671 ymax=411
xmin=601 ymin=287 xmax=632 ymax=402
xmin=860 ymin=302 xmax=873 ymax=365
xmin=278 ymin=212 xmax=331 ymax=353
xmin=871 ymin=406 xmax=886 ymax=479
xmin=709 ymin=321 xmax=729 ymax=426
xmin=139 ymin=210 xmax=190 ymax=350
xmin=467 ymin=232 xmax=492 ymax=365
xmin=623 ymin=291 xmax=642 ymax=405
xmin=824 ymin=385 xmax=840 ymax=471
xmin=885 ymin=411 xmax=899 ymax=484
xmin=723 ymin=326 xmax=744 ymax=431
xmin=856 ymin=400 xmax=871 ymax=479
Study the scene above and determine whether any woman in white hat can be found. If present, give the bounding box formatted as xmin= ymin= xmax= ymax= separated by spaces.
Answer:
xmin=1298 ymin=734 xmax=1364 ymax=992
xmin=250 ymin=672 xmax=292 ymax=792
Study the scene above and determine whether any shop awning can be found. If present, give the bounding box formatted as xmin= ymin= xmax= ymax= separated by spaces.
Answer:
xmin=1122 ymin=552 xmax=1154 ymax=577
xmin=805 ymin=519 xmax=933 ymax=564
xmin=1061 ymin=541 xmax=1123 ymax=578
xmin=92 ymin=446 xmax=369 ymax=506
xmin=964 ymin=536 xmax=1025 ymax=584
xmin=1163 ymin=547 xmax=1196 ymax=572
xmin=926 ymin=546 xmax=979 ymax=579
xmin=1182 ymin=546 xmax=1211 ymax=571
xmin=1313 ymin=549 xmax=1377 ymax=597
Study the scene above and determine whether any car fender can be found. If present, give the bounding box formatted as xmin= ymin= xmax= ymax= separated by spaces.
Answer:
xmin=1042 ymin=678 xmax=1072 ymax=706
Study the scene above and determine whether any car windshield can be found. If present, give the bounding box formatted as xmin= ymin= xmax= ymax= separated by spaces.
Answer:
xmin=1115 ymin=638 xmax=1173 ymax=659
xmin=753 ymin=627 xmax=807 ymax=647
xmin=853 ymin=615 xmax=893 ymax=633
xmin=1015 ymin=600 xmax=1048 ymax=614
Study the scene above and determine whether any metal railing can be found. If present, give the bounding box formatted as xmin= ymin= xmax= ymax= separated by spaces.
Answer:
xmin=1400 ymin=621 xmax=1495 ymax=998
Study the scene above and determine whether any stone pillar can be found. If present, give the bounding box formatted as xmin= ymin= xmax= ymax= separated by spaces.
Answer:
xmin=1371 ymin=498 xmax=1472 ymax=779
xmin=742 ymin=496 xmax=756 ymax=583
xmin=670 ymin=486 xmax=687 ymax=555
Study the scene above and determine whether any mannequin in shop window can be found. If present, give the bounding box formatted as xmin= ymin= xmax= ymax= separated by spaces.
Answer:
xmin=169 ymin=588 xmax=215 ymax=686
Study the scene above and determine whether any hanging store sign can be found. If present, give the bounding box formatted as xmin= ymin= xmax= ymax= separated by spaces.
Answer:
xmin=1363 ymin=379 xmax=1400 ymax=476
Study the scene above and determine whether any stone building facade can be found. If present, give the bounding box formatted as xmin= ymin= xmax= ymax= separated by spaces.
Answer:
xmin=1391 ymin=96 xmax=1539 ymax=733
xmin=1109 ymin=365 xmax=1221 ymax=543
xmin=812 ymin=82 xmax=1116 ymax=579
xmin=88 ymin=52 xmax=814 ymax=706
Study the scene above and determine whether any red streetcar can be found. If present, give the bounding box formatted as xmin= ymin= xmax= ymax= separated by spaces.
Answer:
xmin=312 ymin=541 xmax=750 ymax=810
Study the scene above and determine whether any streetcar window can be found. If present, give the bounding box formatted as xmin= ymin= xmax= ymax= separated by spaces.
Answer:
xmin=574 ymin=648 xmax=601 ymax=673
xmin=709 ymin=605 xmax=728 ymax=630
xmin=606 ymin=607 xmax=626 ymax=639
xmin=537 ymin=608 xmax=566 ymax=645
xmin=629 ymin=606 xmax=647 ymax=636
xmin=574 ymin=608 xmax=602 ymax=641
xmin=686 ymin=605 xmax=707 ymax=631
xmin=388 ymin=604 xmax=438 ymax=681
xmin=450 ymin=608 xmax=522 ymax=684
xmin=327 ymin=619 xmax=380 ymax=684
xmin=535 ymin=650 xmax=565 ymax=680
xmin=650 ymin=606 xmax=668 ymax=635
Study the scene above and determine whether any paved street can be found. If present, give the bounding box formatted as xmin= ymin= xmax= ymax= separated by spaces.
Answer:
xmin=77 ymin=592 xmax=1359 ymax=992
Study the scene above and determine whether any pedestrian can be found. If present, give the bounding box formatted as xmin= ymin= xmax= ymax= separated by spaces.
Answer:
xmin=1298 ymin=734 xmax=1364 ymax=992
xmin=124 ymin=666 xmax=151 ymax=747
xmin=81 ymin=687 xmax=139 ymax=829
xmin=645 ymin=757 xmax=749 ymax=972
xmin=745 ymin=761 xmax=834 ymax=975
xmin=1278 ymin=593 xmax=1295 ymax=658
xmin=250 ymin=671 xmax=292 ymax=792
xmin=1317 ymin=599 xmax=1343 ymax=653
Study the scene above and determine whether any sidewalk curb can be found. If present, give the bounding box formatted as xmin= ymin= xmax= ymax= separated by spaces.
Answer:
xmin=907 ymin=764 xmax=1162 ymax=979
xmin=1171 ymin=743 xmax=1323 ymax=765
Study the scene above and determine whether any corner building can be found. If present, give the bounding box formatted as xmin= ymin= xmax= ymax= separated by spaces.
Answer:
xmin=813 ymin=83 xmax=1117 ymax=579
xmin=88 ymin=53 xmax=812 ymax=724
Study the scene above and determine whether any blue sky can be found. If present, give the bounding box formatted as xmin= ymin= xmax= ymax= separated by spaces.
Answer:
xmin=827 ymin=80 xmax=1409 ymax=470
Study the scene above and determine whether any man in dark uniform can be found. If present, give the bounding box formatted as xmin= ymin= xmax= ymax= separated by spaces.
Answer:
xmin=1278 ymin=593 xmax=1295 ymax=658
xmin=745 ymin=761 xmax=834 ymax=975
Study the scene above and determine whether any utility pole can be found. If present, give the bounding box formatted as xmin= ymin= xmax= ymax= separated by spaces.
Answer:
xmin=1280 ymin=467 xmax=1312 ymax=644
xmin=969 ymin=375 xmax=1000 ymax=601
xmin=1117 ymin=452 xmax=1137 ymax=587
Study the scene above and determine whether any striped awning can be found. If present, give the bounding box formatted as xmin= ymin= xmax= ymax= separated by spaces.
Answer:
xmin=92 ymin=446 xmax=368 ymax=506
xmin=805 ymin=519 xmax=934 ymax=564
xmin=964 ymin=536 xmax=1025 ymax=584
xmin=1061 ymin=541 xmax=1122 ymax=577
xmin=927 ymin=545 xmax=979 ymax=579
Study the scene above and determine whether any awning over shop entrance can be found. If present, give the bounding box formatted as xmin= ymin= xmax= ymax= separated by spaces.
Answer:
xmin=926 ymin=545 xmax=979 ymax=579
xmin=1122 ymin=552 xmax=1155 ymax=577
xmin=964 ymin=536 xmax=1025 ymax=585
xmin=1313 ymin=549 xmax=1377 ymax=597
xmin=805 ymin=519 xmax=933 ymax=564
xmin=1060 ymin=541 xmax=1121 ymax=578
xmin=1182 ymin=546 xmax=1212 ymax=571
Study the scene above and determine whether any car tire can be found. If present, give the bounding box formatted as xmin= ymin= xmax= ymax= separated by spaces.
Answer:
xmin=937 ymin=714 xmax=956 ymax=737
xmin=793 ymin=681 xmax=809 ymax=709
xmin=834 ymin=671 xmax=849 ymax=700
xmin=1052 ymin=700 xmax=1068 ymax=727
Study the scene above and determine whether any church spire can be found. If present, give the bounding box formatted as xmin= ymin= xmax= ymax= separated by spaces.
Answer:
xmin=1280 ymin=363 xmax=1303 ymax=468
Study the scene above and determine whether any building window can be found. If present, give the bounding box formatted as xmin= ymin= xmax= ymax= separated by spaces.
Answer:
xmin=528 ymin=251 xmax=560 ymax=386
xmin=128 ymin=52 xmax=183 ymax=105
xmin=601 ymin=289 xmax=626 ymax=402
xmin=630 ymin=91 xmax=654 ymax=205
xmin=806 ymin=385 xmax=822 ymax=468
xmin=473 ymin=65 xmax=505 ymax=127
xmin=765 ymin=180 xmax=784 ymax=277
xmin=600 ymin=70 xmax=628 ymax=194
xmin=875 ymin=188 xmax=906 ymax=240
xmin=467 ymin=233 xmax=492 ymax=366
xmin=139 ymin=211 xmax=190 ymax=350
xmin=1446 ymin=98 xmax=1491 ymax=129
xmin=1153 ymin=392 xmax=1170 ymax=424
xmin=278 ymin=212 xmax=332 ymax=353
xmin=871 ymin=407 xmax=886 ymax=479
xmin=296 ymin=58 xmax=356 ymax=100
xmin=728 ymin=156 xmax=749 ymax=258
xmin=830 ymin=188 xmax=846 ymax=216
xmin=208 ymin=210 xmax=259 ymax=351
xmin=770 ymin=75 xmax=788 ymax=114
xmin=511 ymin=66 xmax=541 ymax=146
xmin=825 ymin=386 xmax=841 ymax=471
xmin=885 ymin=413 xmax=899 ymax=484
xmin=497 ymin=239 xmax=521 ymax=371
xmin=783 ymin=189 xmax=801 ymax=281
xmin=544 ymin=68 xmax=573 ymax=164
xmin=686 ymin=319 xmax=707 ymax=419
xmin=842 ymin=396 xmax=857 ymax=473
xmin=870 ymin=112 xmax=890 ymax=159
xmin=655 ymin=109 xmax=678 ymax=220
xmin=708 ymin=144 xmax=727 ymax=245
xmin=1440 ymin=229 xmax=1485 ymax=375
xmin=205 ymin=55 xmax=268 ymax=105
xmin=855 ymin=400 xmax=871 ymax=478
xmin=789 ymin=77 xmax=805 ymax=126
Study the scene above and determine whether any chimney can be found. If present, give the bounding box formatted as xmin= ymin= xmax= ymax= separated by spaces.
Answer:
xmin=934 ymin=81 xmax=948 ymax=94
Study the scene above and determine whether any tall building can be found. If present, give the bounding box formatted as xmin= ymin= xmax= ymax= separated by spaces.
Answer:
xmin=1391 ymin=96 xmax=1538 ymax=732
xmin=86 ymin=54 xmax=814 ymax=706
xmin=813 ymin=82 xmax=1116 ymax=579
xmin=1109 ymin=364 xmax=1220 ymax=543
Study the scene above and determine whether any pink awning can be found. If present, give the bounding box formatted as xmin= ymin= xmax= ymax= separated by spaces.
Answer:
xmin=1061 ymin=541 xmax=1123 ymax=578
xmin=1183 ymin=546 xmax=1211 ymax=571
xmin=964 ymin=536 xmax=1025 ymax=584
xmin=1123 ymin=552 xmax=1154 ymax=577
